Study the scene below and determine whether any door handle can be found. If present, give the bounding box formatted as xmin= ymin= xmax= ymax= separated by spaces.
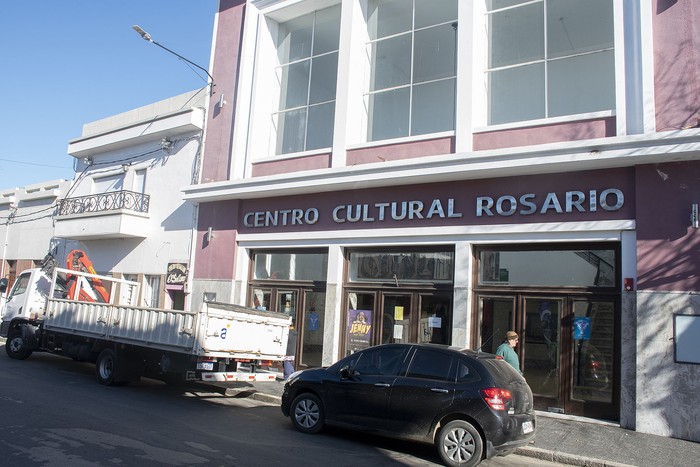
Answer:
xmin=374 ymin=382 xmax=391 ymax=388
xmin=431 ymin=388 xmax=449 ymax=393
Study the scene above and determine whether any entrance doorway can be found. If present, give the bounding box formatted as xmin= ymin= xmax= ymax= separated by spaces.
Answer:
xmin=344 ymin=290 xmax=452 ymax=356
xmin=478 ymin=294 xmax=617 ymax=419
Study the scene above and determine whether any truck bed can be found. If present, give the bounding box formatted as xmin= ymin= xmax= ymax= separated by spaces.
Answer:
xmin=43 ymin=299 xmax=291 ymax=360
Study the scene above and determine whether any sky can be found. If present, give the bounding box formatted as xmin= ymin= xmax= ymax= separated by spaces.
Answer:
xmin=0 ymin=1 xmax=218 ymax=189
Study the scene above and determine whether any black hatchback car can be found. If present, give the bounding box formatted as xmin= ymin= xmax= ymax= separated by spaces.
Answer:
xmin=281 ymin=343 xmax=535 ymax=467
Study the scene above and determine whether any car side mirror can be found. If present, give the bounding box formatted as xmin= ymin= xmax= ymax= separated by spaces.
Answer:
xmin=340 ymin=367 xmax=354 ymax=380
xmin=0 ymin=278 xmax=7 ymax=294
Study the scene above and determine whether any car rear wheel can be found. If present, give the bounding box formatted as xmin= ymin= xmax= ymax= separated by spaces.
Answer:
xmin=436 ymin=420 xmax=484 ymax=467
xmin=290 ymin=393 xmax=325 ymax=434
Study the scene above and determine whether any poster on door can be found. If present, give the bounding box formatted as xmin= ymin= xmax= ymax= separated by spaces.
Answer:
xmin=347 ymin=309 xmax=373 ymax=353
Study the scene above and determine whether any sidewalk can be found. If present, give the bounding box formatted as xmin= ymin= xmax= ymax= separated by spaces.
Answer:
xmin=206 ymin=379 xmax=699 ymax=467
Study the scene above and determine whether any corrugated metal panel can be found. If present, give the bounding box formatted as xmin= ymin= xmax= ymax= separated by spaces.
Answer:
xmin=43 ymin=299 xmax=289 ymax=360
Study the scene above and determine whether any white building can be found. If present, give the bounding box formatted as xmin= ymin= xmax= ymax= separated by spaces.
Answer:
xmin=55 ymin=89 xmax=207 ymax=310
xmin=0 ymin=180 xmax=72 ymax=285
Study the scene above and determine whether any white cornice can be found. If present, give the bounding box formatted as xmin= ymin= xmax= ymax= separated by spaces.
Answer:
xmin=183 ymin=129 xmax=700 ymax=203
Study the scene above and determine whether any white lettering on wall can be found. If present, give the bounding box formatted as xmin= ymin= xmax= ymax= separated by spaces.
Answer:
xmin=476 ymin=189 xmax=624 ymax=217
xmin=244 ymin=208 xmax=319 ymax=227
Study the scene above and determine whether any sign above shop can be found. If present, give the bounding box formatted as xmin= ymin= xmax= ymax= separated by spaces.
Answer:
xmin=166 ymin=262 xmax=188 ymax=287
xmin=242 ymin=188 xmax=625 ymax=229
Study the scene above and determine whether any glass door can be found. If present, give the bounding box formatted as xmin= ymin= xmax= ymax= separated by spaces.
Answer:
xmin=477 ymin=293 xmax=618 ymax=420
xmin=299 ymin=291 xmax=325 ymax=369
xmin=523 ymin=298 xmax=562 ymax=403
xmin=478 ymin=296 xmax=516 ymax=354
xmin=568 ymin=298 xmax=616 ymax=417
xmin=382 ymin=294 xmax=412 ymax=343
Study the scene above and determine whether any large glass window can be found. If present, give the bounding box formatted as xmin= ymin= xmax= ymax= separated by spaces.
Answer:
xmin=252 ymin=251 xmax=328 ymax=281
xmin=349 ymin=250 xmax=454 ymax=283
xmin=486 ymin=0 xmax=615 ymax=125
xmin=479 ymin=248 xmax=616 ymax=287
xmin=366 ymin=0 xmax=457 ymax=141
xmin=274 ymin=5 xmax=341 ymax=154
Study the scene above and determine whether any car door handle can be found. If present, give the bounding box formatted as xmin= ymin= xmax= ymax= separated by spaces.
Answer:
xmin=374 ymin=382 xmax=391 ymax=388
xmin=430 ymin=388 xmax=449 ymax=393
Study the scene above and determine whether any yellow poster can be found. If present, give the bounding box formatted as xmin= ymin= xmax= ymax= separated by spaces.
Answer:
xmin=394 ymin=306 xmax=404 ymax=320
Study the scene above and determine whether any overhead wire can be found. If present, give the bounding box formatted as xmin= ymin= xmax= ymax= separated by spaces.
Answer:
xmin=0 ymin=136 xmax=198 ymax=223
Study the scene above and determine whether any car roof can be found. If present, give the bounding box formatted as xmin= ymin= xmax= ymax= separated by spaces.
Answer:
xmin=367 ymin=342 xmax=498 ymax=360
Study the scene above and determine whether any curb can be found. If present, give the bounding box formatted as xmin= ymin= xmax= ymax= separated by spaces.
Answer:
xmin=223 ymin=386 xmax=282 ymax=405
xmin=515 ymin=446 xmax=636 ymax=467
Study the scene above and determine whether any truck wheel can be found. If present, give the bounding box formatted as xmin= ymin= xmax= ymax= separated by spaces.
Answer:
xmin=96 ymin=349 xmax=126 ymax=386
xmin=6 ymin=330 xmax=32 ymax=360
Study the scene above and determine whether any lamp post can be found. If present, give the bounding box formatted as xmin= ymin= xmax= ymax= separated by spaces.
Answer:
xmin=132 ymin=25 xmax=214 ymax=94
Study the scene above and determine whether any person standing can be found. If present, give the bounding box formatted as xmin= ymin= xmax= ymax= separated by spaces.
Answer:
xmin=496 ymin=331 xmax=523 ymax=375
xmin=282 ymin=324 xmax=298 ymax=380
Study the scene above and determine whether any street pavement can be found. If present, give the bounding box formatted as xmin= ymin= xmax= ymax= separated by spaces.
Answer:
xmin=210 ymin=378 xmax=700 ymax=467
xmin=1 ymin=334 xmax=696 ymax=466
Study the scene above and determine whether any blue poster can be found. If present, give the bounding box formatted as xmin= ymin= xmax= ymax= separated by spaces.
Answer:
xmin=573 ymin=317 xmax=591 ymax=340
xmin=307 ymin=311 xmax=319 ymax=331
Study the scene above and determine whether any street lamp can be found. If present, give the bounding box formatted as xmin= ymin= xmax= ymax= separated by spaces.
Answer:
xmin=132 ymin=25 xmax=214 ymax=94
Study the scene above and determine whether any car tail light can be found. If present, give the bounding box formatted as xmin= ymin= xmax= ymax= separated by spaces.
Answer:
xmin=480 ymin=388 xmax=512 ymax=411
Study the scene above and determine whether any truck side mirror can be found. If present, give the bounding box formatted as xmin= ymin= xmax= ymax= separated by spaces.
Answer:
xmin=0 ymin=278 xmax=7 ymax=294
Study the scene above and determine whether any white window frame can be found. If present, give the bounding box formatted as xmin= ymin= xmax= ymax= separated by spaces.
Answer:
xmin=362 ymin=0 xmax=459 ymax=143
xmin=471 ymin=0 xmax=636 ymax=137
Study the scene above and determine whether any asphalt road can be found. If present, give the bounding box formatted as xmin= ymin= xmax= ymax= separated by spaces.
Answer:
xmin=0 ymin=349 xmax=565 ymax=466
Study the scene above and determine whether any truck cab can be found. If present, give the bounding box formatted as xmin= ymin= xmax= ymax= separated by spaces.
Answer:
xmin=0 ymin=269 xmax=52 ymax=337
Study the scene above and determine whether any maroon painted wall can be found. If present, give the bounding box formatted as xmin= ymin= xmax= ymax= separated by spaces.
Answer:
xmin=636 ymin=161 xmax=700 ymax=291
xmin=653 ymin=0 xmax=700 ymax=131
xmin=473 ymin=117 xmax=616 ymax=151
xmin=194 ymin=200 xmax=241 ymax=280
xmin=251 ymin=153 xmax=332 ymax=177
xmin=347 ymin=137 xmax=454 ymax=165
xmin=200 ymin=0 xmax=246 ymax=183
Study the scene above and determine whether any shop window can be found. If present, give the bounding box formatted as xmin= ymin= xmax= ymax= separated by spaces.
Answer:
xmin=479 ymin=248 xmax=616 ymax=287
xmin=366 ymin=0 xmax=457 ymax=141
xmin=274 ymin=5 xmax=341 ymax=155
xmin=486 ymin=0 xmax=615 ymax=125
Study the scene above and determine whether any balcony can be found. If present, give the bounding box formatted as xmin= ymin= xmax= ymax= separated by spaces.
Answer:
xmin=54 ymin=190 xmax=151 ymax=239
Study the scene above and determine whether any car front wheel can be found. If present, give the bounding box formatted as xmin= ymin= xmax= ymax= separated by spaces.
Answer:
xmin=290 ymin=393 xmax=325 ymax=434
xmin=436 ymin=420 xmax=484 ymax=467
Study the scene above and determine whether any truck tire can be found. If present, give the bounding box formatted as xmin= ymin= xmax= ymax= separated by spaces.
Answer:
xmin=96 ymin=348 xmax=127 ymax=386
xmin=6 ymin=329 xmax=33 ymax=360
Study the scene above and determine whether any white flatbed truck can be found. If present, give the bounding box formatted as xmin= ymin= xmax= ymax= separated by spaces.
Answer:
xmin=0 ymin=266 xmax=290 ymax=385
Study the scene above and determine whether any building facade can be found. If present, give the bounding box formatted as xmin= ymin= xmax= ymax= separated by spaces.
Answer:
xmin=56 ymin=90 xmax=207 ymax=310
xmin=0 ymin=180 xmax=72 ymax=291
xmin=183 ymin=0 xmax=700 ymax=441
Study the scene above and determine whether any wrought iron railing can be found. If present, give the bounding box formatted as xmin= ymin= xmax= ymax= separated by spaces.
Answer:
xmin=57 ymin=190 xmax=150 ymax=216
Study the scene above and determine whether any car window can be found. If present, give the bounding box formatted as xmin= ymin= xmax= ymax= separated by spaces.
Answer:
xmin=353 ymin=346 xmax=406 ymax=376
xmin=8 ymin=273 xmax=30 ymax=299
xmin=456 ymin=360 xmax=481 ymax=383
xmin=405 ymin=349 xmax=454 ymax=382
